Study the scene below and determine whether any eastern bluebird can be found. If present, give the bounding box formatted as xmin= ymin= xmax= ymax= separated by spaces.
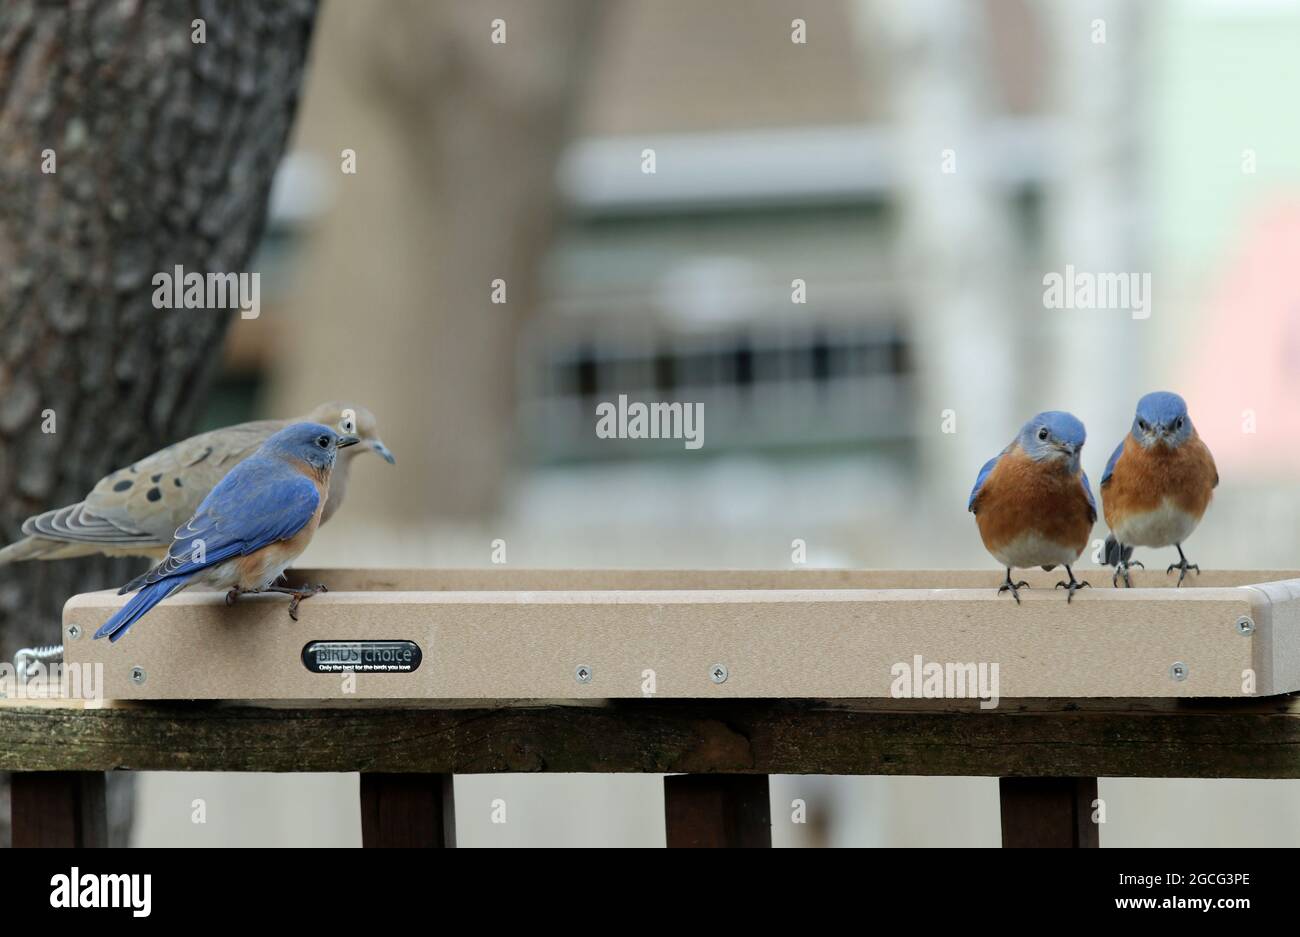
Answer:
xmin=93 ymin=422 xmax=360 ymax=642
xmin=969 ymin=411 xmax=1097 ymax=604
xmin=0 ymin=401 xmax=392 ymax=567
xmin=1100 ymin=391 xmax=1217 ymax=587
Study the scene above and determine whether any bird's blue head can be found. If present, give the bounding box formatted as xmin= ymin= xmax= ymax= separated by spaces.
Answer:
xmin=260 ymin=422 xmax=360 ymax=474
xmin=1132 ymin=391 xmax=1192 ymax=448
xmin=1017 ymin=410 xmax=1086 ymax=472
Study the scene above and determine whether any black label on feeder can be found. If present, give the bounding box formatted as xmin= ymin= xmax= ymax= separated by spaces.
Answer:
xmin=301 ymin=640 xmax=422 ymax=674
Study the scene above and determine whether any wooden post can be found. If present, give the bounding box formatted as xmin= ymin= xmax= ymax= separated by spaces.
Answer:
xmin=360 ymin=773 xmax=456 ymax=847
xmin=664 ymin=774 xmax=771 ymax=848
xmin=11 ymin=771 xmax=107 ymax=847
xmin=999 ymin=777 xmax=1099 ymax=848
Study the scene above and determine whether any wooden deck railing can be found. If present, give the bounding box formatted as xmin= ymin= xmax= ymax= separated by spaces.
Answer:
xmin=5 ymin=696 xmax=1298 ymax=847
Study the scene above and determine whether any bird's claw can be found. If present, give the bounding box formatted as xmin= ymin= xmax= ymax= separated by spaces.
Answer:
xmin=1166 ymin=561 xmax=1200 ymax=587
xmin=998 ymin=580 xmax=1030 ymax=605
xmin=1055 ymin=579 xmax=1091 ymax=603
xmin=266 ymin=582 xmax=328 ymax=620
xmin=1112 ymin=561 xmax=1138 ymax=588
xmin=225 ymin=588 xmax=240 ymax=606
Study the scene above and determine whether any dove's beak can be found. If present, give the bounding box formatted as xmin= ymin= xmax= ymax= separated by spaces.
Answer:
xmin=371 ymin=440 xmax=396 ymax=464
xmin=337 ymin=435 xmax=361 ymax=449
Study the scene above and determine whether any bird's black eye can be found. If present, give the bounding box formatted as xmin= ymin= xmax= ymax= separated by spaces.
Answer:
xmin=1175 ymin=416 xmax=1184 ymax=430
xmin=1037 ymin=427 xmax=1049 ymax=441
xmin=316 ymin=435 xmax=330 ymax=448
xmin=1138 ymin=420 xmax=1150 ymax=433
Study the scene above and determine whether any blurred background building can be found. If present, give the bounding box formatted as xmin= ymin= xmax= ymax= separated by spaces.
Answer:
xmin=134 ymin=0 xmax=1300 ymax=846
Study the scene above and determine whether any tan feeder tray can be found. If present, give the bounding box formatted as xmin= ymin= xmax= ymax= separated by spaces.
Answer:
xmin=61 ymin=567 xmax=1300 ymax=701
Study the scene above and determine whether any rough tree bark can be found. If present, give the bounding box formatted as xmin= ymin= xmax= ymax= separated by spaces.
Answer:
xmin=0 ymin=0 xmax=318 ymax=844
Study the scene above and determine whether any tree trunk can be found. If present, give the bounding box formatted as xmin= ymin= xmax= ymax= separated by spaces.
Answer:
xmin=0 ymin=0 xmax=318 ymax=844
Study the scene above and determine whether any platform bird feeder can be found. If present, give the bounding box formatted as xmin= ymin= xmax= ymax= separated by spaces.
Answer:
xmin=55 ymin=567 xmax=1300 ymax=701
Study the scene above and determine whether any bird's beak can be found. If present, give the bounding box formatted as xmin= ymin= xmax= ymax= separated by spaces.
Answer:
xmin=370 ymin=440 xmax=396 ymax=464
xmin=337 ymin=435 xmax=361 ymax=449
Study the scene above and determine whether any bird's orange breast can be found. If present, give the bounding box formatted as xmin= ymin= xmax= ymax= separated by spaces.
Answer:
xmin=1102 ymin=431 xmax=1217 ymax=529
xmin=974 ymin=450 xmax=1094 ymax=556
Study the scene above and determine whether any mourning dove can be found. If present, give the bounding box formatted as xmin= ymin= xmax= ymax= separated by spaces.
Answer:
xmin=0 ymin=402 xmax=393 ymax=565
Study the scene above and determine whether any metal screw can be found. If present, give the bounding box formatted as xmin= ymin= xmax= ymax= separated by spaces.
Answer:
xmin=574 ymin=664 xmax=592 ymax=684
xmin=66 ymin=625 xmax=81 ymax=641
xmin=1169 ymin=661 xmax=1188 ymax=682
xmin=710 ymin=663 xmax=729 ymax=684
xmin=129 ymin=666 xmax=146 ymax=686
xmin=1236 ymin=615 xmax=1255 ymax=636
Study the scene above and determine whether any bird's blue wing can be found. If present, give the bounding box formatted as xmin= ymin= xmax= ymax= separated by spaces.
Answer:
xmin=968 ymin=452 xmax=1002 ymax=513
xmin=127 ymin=457 xmax=320 ymax=590
xmin=1100 ymin=439 xmax=1125 ymax=487
xmin=1081 ymin=470 xmax=1097 ymax=524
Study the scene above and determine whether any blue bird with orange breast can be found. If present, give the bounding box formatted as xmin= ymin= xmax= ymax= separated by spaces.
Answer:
xmin=94 ymin=422 xmax=359 ymax=642
xmin=1100 ymin=392 xmax=1217 ymax=587
xmin=968 ymin=411 xmax=1097 ymax=604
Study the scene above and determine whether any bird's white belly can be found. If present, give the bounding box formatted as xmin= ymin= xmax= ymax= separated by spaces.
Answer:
xmin=195 ymin=554 xmax=295 ymax=592
xmin=1113 ymin=499 xmax=1199 ymax=549
xmin=992 ymin=532 xmax=1081 ymax=571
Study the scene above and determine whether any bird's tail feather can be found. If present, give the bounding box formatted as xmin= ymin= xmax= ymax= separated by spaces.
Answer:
xmin=0 ymin=536 xmax=91 ymax=566
xmin=0 ymin=534 xmax=163 ymax=566
xmin=1102 ymin=535 xmax=1132 ymax=567
xmin=0 ymin=537 xmax=46 ymax=566
xmin=120 ymin=567 xmax=152 ymax=594
xmin=94 ymin=577 xmax=190 ymax=643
